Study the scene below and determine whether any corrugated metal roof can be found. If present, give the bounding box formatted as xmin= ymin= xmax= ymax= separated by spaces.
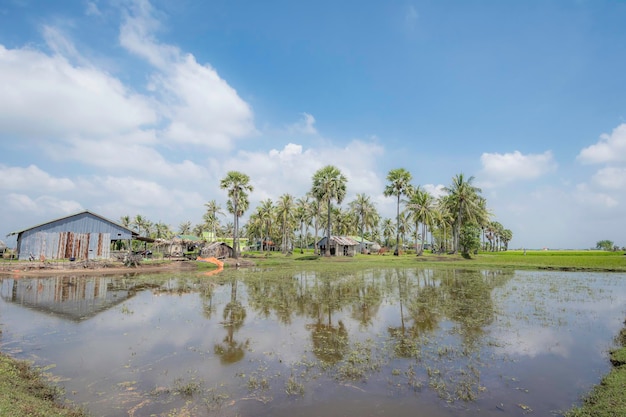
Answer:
xmin=330 ymin=236 xmax=359 ymax=246
xmin=348 ymin=236 xmax=376 ymax=245
xmin=8 ymin=210 xmax=137 ymax=237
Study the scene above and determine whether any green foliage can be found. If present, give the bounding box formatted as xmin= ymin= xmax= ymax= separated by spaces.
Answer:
xmin=596 ymin=240 xmax=614 ymax=251
xmin=459 ymin=223 xmax=481 ymax=256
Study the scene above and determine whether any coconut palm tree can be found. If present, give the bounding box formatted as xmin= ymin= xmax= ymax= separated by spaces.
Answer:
xmin=295 ymin=195 xmax=313 ymax=253
xmin=178 ymin=221 xmax=192 ymax=235
xmin=405 ymin=187 xmax=436 ymax=256
xmin=442 ymin=173 xmax=483 ymax=253
xmin=383 ymin=168 xmax=413 ymax=256
xmin=349 ymin=193 xmax=379 ymax=254
xmin=381 ymin=218 xmax=395 ymax=249
xmin=501 ymin=228 xmax=513 ymax=251
xmin=275 ymin=193 xmax=296 ymax=253
xmin=310 ymin=165 xmax=348 ymax=257
xmin=203 ymin=200 xmax=224 ymax=242
xmin=309 ymin=194 xmax=322 ymax=255
xmin=220 ymin=171 xmax=254 ymax=259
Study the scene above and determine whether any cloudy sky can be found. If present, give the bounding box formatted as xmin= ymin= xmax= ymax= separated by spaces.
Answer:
xmin=1 ymin=0 xmax=625 ymax=250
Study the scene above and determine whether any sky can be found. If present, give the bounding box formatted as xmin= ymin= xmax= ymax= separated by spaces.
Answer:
xmin=1 ymin=0 xmax=626 ymax=250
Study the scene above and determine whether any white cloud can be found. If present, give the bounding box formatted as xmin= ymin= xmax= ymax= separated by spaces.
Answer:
xmin=0 ymin=45 xmax=157 ymax=140
xmin=5 ymin=193 xmax=83 ymax=217
xmin=577 ymin=123 xmax=626 ymax=164
xmin=286 ymin=113 xmax=318 ymax=135
xmin=574 ymin=183 xmax=619 ymax=208
xmin=423 ymin=183 xmax=447 ymax=199
xmin=119 ymin=0 xmax=256 ymax=149
xmin=591 ymin=167 xmax=626 ymax=190
xmin=479 ymin=150 xmax=557 ymax=187
xmin=211 ymin=140 xmax=386 ymax=206
xmin=0 ymin=165 xmax=75 ymax=192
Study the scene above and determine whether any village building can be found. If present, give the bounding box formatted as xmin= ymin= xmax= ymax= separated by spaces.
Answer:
xmin=167 ymin=234 xmax=203 ymax=258
xmin=317 ymin=236 xmax=359 ymax=257
xmin=348 ymin=236 xmax=378 ymax=254
xmin=7 ymin=210 xmax=137 ymax=261
xmin=200 ymin=241 xmax=234 ymax=259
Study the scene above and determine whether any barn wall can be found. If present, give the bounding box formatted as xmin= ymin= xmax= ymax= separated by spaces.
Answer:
xmin=16 ymin=212 xmax=131 ymax=260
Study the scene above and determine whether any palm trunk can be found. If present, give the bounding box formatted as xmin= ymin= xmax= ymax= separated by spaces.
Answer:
xmin=394 ymin=194 xmax=400 ymax=256
xmin=326 ymin=199 xmax=332 ymax=257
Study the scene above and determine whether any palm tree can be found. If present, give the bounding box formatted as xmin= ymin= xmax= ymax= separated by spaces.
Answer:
xmin=295 ymin=195 xmax=313 ymax=254
xmin=257 ymin=199 xmax=274 ymax=252
xmin=383 ymin=168 xmax=413 ymax=256
xmin=178 ymin=221 xmax=192 ymax=235
xmin=501 ymin=228 xmax=513 ymax=251
xmin=381 ymin=218 xmax=395 ymax=248
xmin=310 ymin=194 xmax=322 ymax=255
xmin=220 ymin=171 xmax=254 ymax=259
xmin=405 ymin=187 xmax=436 ymax=256
xmin=310 ymin=165 xmax=348 ymax=257
xmin=203 ymin=200 xmax=224 ymax=242
xmin=275 ymin=193 xmax=296 ymax=253
xmin=349 ymin=193 xmax=379 ymax=254
xmin=443 ymin=173 xmax=483 ymax=253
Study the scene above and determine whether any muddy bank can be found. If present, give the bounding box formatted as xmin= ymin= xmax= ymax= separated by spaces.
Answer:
xmin=0 ymin=259 xmax=200 ymax=277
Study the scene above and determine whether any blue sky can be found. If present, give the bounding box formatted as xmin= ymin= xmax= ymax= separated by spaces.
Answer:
xmin=1 ymin=0 xmax=626 ymax=250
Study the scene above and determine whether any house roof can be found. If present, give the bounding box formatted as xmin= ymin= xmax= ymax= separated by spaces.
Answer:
xmin=175 ymin=234 xmax=202 ymax=242
xmin=348 ymin=236 xmax=376 ymax=245
xmin=206 ymin=241 xmax=233 ymax=250
xmin=319 ymin=236 xmax=359 ymax=246
xmin=7 ymin=210 xmax=138 ymax=237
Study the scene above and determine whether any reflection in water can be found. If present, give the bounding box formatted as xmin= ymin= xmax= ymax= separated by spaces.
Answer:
xmin=214 ymin=278 xmax=249 ymax=364
xmin=0 ymin=276 xmax=140 ymax=321
xmin=0 ymin=268 xmax=623 ymax=417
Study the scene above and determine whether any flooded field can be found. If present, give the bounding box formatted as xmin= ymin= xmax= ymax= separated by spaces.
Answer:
xmin=1 ymin=267 xmax=625 ymax=417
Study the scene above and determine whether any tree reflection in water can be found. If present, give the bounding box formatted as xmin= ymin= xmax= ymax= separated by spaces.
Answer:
xmin=214 ymin=278 xmax=249 ymax=364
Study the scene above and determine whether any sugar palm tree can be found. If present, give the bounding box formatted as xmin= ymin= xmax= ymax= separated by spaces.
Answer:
xmin=310 ymin=165 xmax=348 ymax=257
xmin=383 ymin=168 xmax=413 ymax=256
xmin=220 ymin=171 xmax=254 ymax=259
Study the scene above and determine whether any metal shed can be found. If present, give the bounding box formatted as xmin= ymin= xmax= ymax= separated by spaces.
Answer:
xmin=8 ymin=210 xmax=137 ymax=261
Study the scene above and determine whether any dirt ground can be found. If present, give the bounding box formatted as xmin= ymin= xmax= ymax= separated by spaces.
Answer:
xmin=0 ymin=259 xmax=228 ymax=277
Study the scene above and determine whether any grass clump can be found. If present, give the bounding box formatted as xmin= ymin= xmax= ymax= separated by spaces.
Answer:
xmin=0 ymin=353 xmax=88 ymax=417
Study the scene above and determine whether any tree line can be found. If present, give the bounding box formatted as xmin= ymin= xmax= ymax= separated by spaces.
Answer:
xmin=120 ymin=166 xmax=513 ymax=259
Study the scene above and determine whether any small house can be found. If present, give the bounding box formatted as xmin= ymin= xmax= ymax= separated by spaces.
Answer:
xmin=168 ymin=235 xmax=203 ymax=257
xmin=348 ymin=236 xmax=378 ymax=254
xmin=317 ymin=236 xmax=359 ymax=257
xmin=200 ymin=241 xmax=234 ymax=259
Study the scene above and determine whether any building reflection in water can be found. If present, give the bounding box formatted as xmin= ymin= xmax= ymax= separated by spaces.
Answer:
xmin=0 ymin=277 xmax=139 ymax=322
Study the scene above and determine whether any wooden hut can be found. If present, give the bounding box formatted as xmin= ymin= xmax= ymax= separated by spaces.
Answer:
xmin=317 ymin=236 xmax=359 ymax=257
xmin=8 ymin=210 xmax=137 ymax=261
xmin=200 ymin=242 xmax=234 ymax=259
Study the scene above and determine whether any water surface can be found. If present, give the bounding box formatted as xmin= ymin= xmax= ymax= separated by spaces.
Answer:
xmin=0 ymin=268 xmax=624 ymax=417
